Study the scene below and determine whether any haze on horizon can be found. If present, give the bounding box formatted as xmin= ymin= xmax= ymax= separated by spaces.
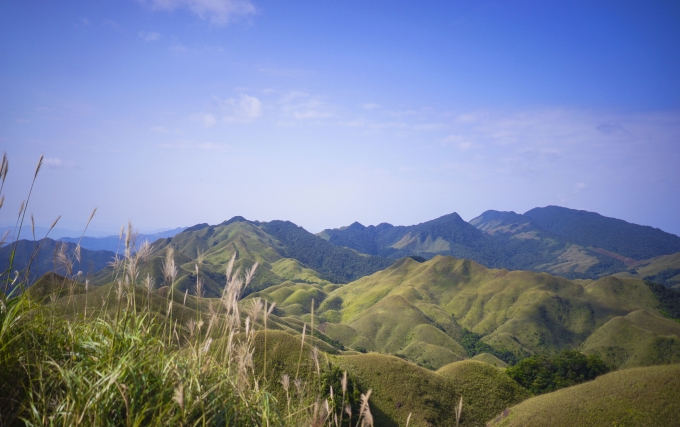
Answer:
xmin=1 ymin=0 xmax=679 ymax=236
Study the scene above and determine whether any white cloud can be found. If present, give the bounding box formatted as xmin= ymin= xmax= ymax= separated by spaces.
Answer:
xmin=157 ymin=140 xmax=230 ymax=151
xmin=44 ymin=158 xmax=76 ymax=169
xmin=279 ymin=91 xmax=333 ymax=120
xmin=150 ymin=126 xmax=169 ymax=133
xmin=219 ymin=94 xmax=262 ymax=122
xmin=139 ymin=0 xmax=256 ymax=25
xmin=14 ymin=118 xmax=29 ymax=124
xmin=574 ymin=182 xmax=586 ymax=193
xmin=139 ymin=31 xmax=161 ymax=41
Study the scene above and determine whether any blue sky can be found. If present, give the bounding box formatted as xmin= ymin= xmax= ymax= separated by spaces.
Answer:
xmin=1 ymin=0 xmax=679 ymax=236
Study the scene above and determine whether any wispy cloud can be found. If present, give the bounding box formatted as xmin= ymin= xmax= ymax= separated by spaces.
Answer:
xmin=361 ymin=103 xmax=381 ymax=111
xmin=138 ymin=0 xmax=256 ymax=25
xmin=14 ymin=118 xmax=29 ymax=124
xmin=139 ymin=31 xmax=161 ymax=41
xmin=44 ymin=158 xmax=76 ymax=169
xmin=279 ymin=91 xmax=333 ymax=120
xmin=157 ymin=140 xmax=230 ymax=151
xmin=215 ymin=94 xmax=262 ymax=122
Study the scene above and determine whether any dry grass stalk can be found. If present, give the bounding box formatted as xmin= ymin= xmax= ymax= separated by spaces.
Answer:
xmin=455 ymin=395 xmax=463 ymax=427
xmin=357 ymin=389 xmax=373 ymax=427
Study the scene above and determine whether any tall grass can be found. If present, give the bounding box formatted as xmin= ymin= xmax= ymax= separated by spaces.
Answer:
xmin=0 ymin=153 xmax=374 ymax=427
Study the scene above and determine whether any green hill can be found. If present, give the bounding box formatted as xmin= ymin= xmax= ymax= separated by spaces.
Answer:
xmin=16 ymin=268 xmax=680 ymax=427
xmin=313 ymin=256 xmax=680 ymax=369
xmin=487 ymin=364 xmax=680 ymax=427
xmin=615 ymin=251 xmax=680 ymax=289
xmin=437 ymin=360 xmax=530 ymax=426
xmin=90 ymin=218 xmax=394 ymax=298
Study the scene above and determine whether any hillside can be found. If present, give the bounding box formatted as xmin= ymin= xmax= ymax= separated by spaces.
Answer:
xmin=524 ymin=206 xmax=680 ymax=260
xmin=299 ymin=256 xmax=680 ymax=370
xmin=91 ymin=217 xmax=394 ymax=298
xmin=23 ymin=272 xmax=680 ymax=427
xmin=615 ymin=251 xmax=680 ymax=289
xmin=317 ymin=213 xmax=495 ymax=261
xmin=488 ymin=364 xmax=680 ymax=427
xmin=319 ymin=206 xmax=680 ymax=280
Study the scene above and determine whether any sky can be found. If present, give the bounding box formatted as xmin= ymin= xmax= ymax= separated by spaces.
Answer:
xmin=1 ymin=0 xmax=679 ymax=236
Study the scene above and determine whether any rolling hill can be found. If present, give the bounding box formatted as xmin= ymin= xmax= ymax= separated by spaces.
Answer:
xmin=23 ymin=272 xmax=680 ymax=427
xmin=488 ymin=364 xmax=680 ymax=427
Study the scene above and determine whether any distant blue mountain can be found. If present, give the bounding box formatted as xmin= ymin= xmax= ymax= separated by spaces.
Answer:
xmin=58 ymin=227 xmax=186 ymax=253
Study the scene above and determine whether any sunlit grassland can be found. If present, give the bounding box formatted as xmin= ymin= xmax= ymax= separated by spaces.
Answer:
xmin=487 ymin=364 xmax=680 ymax=427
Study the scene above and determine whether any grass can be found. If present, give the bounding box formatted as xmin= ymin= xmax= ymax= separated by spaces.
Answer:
xmin=582 ymin=310 xmax=680 ymax=368
xmin=0 ymin=154 xmax=377 ymax=427
xmin=487 ymin=364 xmax=680 ymax=427
xmin=469 ymin=353 xmax=507 ymax=368
xmin=437 ymin=360 xmax=529 ymax=426
xmin=318 ymin=255 xmax=679 ymax=369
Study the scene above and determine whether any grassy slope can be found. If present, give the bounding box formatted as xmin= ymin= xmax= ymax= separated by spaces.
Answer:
xmin=92 ymin=221 xmax=292 ymax=297
xmin=470 ymin=353 xmax=507 ymax=367
xmin=22 ymin=272 xmax=680 ymax=427
xmin=487 ymin=364 xmax=680 ymax=427
xmin=19 ymin=276 xmax=510 ymax=427
xmin=615 ymin=251 xmax=680 ymax=287
xmin=319 ymin=256 xmax=677 ymax=369
xmin=332 ymin=353 xmax=457 ymax=427
xmin=582 ymin=310 xmax=680 ymax=368
xmin=437 ymin=360 xmax=529 ymax=427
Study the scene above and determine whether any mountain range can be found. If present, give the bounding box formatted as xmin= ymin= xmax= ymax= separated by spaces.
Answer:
xmin=5 ymin=206 xmax=680 ymax=291
xmin=319 ymin=205 xmax=680 ymax=281
xmin=10 ymin=205 xmax=680 ymax=426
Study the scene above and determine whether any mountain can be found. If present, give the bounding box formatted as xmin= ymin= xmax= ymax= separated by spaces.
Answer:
xmin=319 ymin=206 xmax=680 ymax=280
xmin=90 ymin=217 xmax=394 ymax=298
xmin=58 ymin=227 xmax=186 ymax=252
xmin=248 ymin=255 xmax=680 ymax=370
xmin=0 ymin=225 xmax=114 ymax=241
xmin=524 ymin=206 xmax=680 ymax=260
xmin=0 ymin=238 xmax=115 ymax=285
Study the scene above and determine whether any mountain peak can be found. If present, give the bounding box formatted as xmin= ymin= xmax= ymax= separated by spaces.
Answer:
xmin=348 ymin=221 xmax=366 ymax=230
xmin=220 ymin=216 xmax=249 ymax=226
